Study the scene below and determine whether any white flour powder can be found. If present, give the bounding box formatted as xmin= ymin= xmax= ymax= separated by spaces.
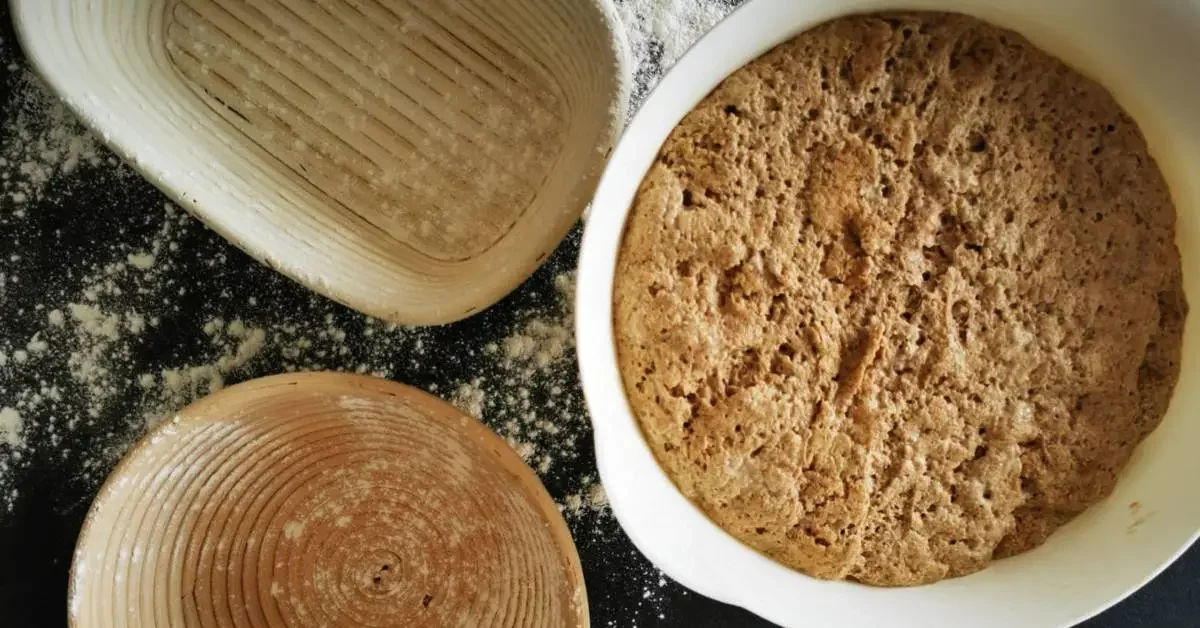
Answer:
xmin=617 ymin=0 xmax=734 ymax=107
xmin=0 ymin=71 xmax=109 ymax=209
xmin=0 ymin=0 xmax=737 ymax=518
xmin=0 ymin=3 xmax=734 ymax=620
xmin=450 ymin=272 xmax=594 ymax=483
xmin=0 ymin=407 xmax=21 ymax=448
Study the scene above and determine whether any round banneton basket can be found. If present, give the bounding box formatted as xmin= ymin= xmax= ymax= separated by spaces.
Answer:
xmin=69 ymin=373 xmax=587 ymax=627
xmin=13 ymin=0 xmax=630 ymax=325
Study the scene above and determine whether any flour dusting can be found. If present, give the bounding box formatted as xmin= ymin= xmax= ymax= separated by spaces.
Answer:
xmin=0 ymin=4 xmax=737 ymax=622
xmin=0 ymin=71 xmax=108 ymax=209
xmin=0 ymin=407 xmax=21 ymax=448
xmin=616 ymin=0 xmax=735 ymax=108
xmin=448 ymin=272 xmax=602 ymax=487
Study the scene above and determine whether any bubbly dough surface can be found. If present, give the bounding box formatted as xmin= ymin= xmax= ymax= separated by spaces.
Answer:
xmin=614 ymin=11 xmax=1186 ymax=586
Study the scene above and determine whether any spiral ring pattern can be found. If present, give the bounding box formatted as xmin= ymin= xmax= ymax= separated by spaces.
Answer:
xmin=70 ymin=373 xmax=587 ymax=627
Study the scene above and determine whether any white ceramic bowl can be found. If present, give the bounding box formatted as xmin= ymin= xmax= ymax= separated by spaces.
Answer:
xmin=576 ymin=1 xmax=1200 ymax=626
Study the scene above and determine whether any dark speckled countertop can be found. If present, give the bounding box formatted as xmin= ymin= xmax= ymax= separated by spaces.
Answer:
xmin=0 ymin=1 xmax=1195 ymax=626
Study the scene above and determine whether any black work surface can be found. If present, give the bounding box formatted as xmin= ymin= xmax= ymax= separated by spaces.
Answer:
xmin=0 ymin=3 xmax=1197 ymax=627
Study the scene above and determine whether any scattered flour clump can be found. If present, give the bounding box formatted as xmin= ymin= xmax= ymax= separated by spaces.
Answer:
xmin=452 ymin=379 xmax=487 ymax=420
xmin=617 ymin=0 xmax=734 ymax=107
xmin=0 ymin=71 xmax=106 ymax=209
xmin=126 ymin=252 xmax=155 ymax=270
xmin=151 ymin=321 xmax=267 ymax=422
xmin=502 ymin=319 xmax=571 ymax=368
xmin=561 ymin=481 xmax=611 ymax=520
xmin=0 ymin=408 xmax=22 ymax=448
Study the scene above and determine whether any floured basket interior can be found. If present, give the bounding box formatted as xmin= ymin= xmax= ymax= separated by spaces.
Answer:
xmin=14 ymin=0 xmax=629 ymax=324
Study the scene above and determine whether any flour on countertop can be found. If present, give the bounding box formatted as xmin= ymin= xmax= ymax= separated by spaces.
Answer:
xmin=0 ymin=195 xmax=587 ymax=509
xmin=0 ymin=407 xmax=21 ymax=449
xmin=616 ymin=0 xmax=735 ymax=108
xmin=599 ymin=551 xmax=679 ymax=625
xmin=150 ymin=320 xmax=267 ymax=419
xmin=0 ymin=71 xmax=109 ymax=212
xmin=561 ymin=481 xmax=610 ymax=519
xmin=451 ymin=380 xmax=487 ymax=421
xmin=0 ymin=3 xmax=734 ymax=619
xmin=448 ymin=272 xmax=604 ymax=494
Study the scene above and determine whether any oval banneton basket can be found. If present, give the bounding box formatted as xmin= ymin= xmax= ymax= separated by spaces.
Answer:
xmin=69 ymin=373 xmax=588 ymax=627
xmin=13 ymin=0 xmax=630 ymax=325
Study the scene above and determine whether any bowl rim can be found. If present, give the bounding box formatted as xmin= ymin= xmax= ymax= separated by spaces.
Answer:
xmin=576 ymin=1 xmax=1200 ymax=626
